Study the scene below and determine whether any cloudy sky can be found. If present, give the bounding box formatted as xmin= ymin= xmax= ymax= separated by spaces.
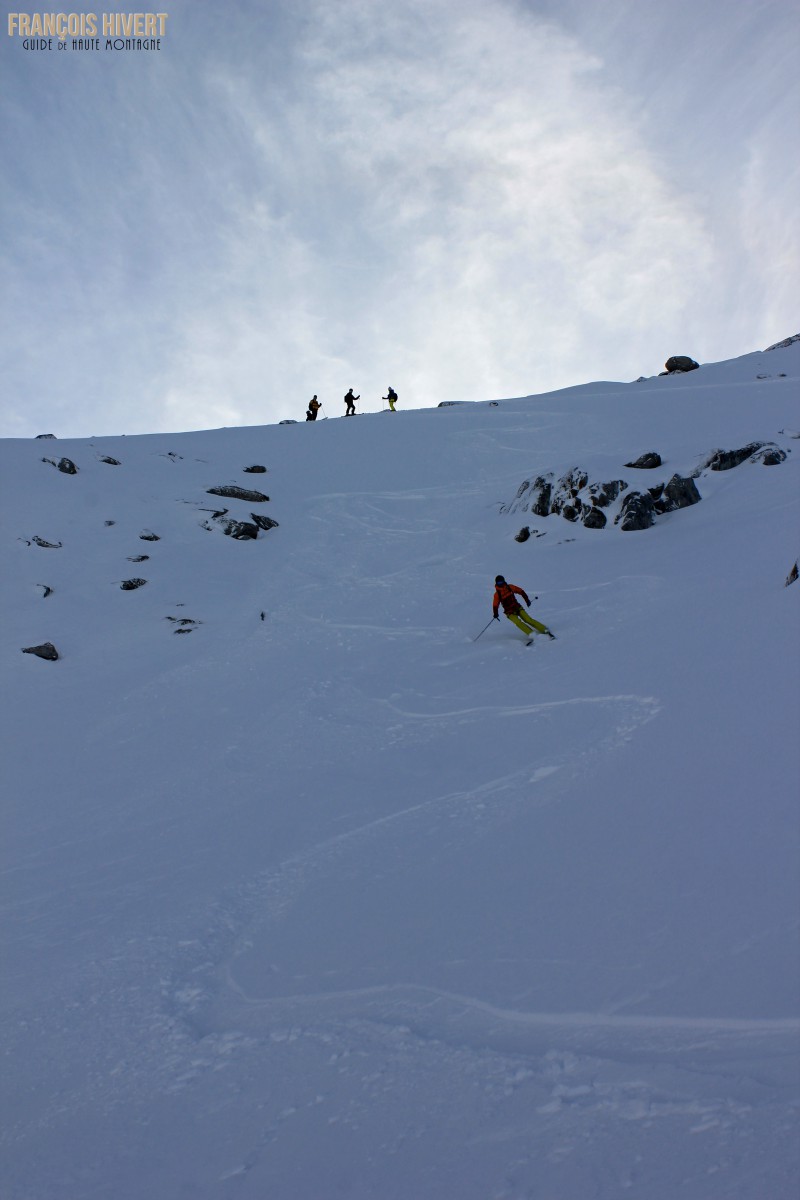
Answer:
xmin=1 ymin=0 xmax=797 ymax=437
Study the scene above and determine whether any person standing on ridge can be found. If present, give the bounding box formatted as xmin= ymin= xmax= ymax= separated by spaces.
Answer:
xmin=383 ymin=387 xmax=398 ymax=412
xmin=492 ymin=575 xmax=555 ymax=639
xmin=306 ymin=395 xmax=321 ymax=421
xmin=344 ymin=388 xmax=359 ymax=416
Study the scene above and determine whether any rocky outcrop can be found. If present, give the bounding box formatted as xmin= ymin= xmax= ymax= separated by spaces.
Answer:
xmin=502 ymin=469 xmax=627 ymax=528
xmin=35 ymin=433 xmax=57 ymax=439
xmin=22 ymin=642 xmax=59 ymax=661
xmin=765 ymin=334 xmax=800 ymax=351
xmin=243 ymin=465 xmax=267 ymax=474
xmin=786 ymin=562 xmax=798 ymax=587
xmin=99 ymin=456 xmax=121 ymax=466
xmin=625 ymin=452 xmax=662 ymax=470
xmin=251 ymin=513 xmax=279 ymax=532
xmin=650 ymin=474 xmax=702 ymax=513
xmin=584 ymin=479 xmax=627 ymax=508
xmin=615 ymin=491 xmax=656 ymax=531
xmin=702 ymin=443 xmax=787 ymax=471
xmin=42 ymin=457 xmax=78 ymax=474
xmin=663 ymin=356 xmax=699 ymax=374
xmin=139 ymin=530 xmax=160 ymax=541
xmin=120 ymin=578 xmax=147 ymax=590
xmin=582 ymin=507 xmax=607 ymax=529
xmin=32 ymin=536 xmax=62 ymax=549
xmin=206 ymin=485 xmax=270 ymax=503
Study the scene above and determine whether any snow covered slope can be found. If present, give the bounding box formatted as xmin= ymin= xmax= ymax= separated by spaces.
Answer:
xmin=2 ymin=342 xmax=799 ymax=1199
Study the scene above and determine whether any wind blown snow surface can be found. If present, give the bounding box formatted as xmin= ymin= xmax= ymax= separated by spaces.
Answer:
xmin=2 ymin=343 xmax=799 ymax=1199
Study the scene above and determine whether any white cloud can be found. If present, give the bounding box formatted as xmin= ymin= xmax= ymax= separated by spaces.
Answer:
xmin=1 ymin=0 xmax=796 ymax=437
xmin=154 ymin=0 xmax=713 ymax=428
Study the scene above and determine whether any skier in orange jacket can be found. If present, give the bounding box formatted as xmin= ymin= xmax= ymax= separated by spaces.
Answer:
xmin=492 ymin=576 xmax=555 ymax=639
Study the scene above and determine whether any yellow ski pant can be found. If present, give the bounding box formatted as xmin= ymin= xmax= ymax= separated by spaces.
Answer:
xmin=506 ymin=608 xmax=549 ymax=636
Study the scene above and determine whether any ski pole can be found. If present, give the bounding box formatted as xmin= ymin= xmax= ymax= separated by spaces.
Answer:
xmin=472 ymin=617 xmax=496 ymax=642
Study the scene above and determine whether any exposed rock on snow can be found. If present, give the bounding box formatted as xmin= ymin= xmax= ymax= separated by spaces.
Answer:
xmin=651 ymin=474 xmax=702 ymax=513
xmin=663 ymin=355 xmax=699 ymax=374
xmin=615 ymin=491 xmax=657 ymax=531
xmin=251 ymin=513 xmax=279 ymax=532
xmin=502 ymin=470 xmax=627 ymax=528
xmin=582 ymin=507 xmax=607 ymax=529
xmin=120 ymin=578 xmax=147 ymax=591
xmin=42 ymin=456 xmax=78 ymax=474
xmin=625 ymin=452 xmax=662 ymax=469
xmin=32 ymin=536 xmax=62 ymax=549
xmin=166 ymin=616 xmax=201 ymax=633
xmin=34 ymin=433 xmax=56 ymax=439
xmin=206 ymin=485 xmax=270 ymax=503
xmin=139 ymin=530 xmax=160 ymax=541
xmin=99 ymin=456 xmax=121 ymax=465
xmin=702 ymin=442 xmax=787 ymax=471
xmin=243 ymin=465 xmax=267 ymax=474
xmin=200 ymin=506 xmax=279 ymax=539
xmin=21 ymin=642 xmax=59 ymax=661
xmin=765 ymin=334 xmax=800 ymax=351
xmin=786 ymin=562 xmax=799 ymax=587
xmin=584 ymin=479 xmax=628 ymax=508
xmin=515 ymin=526 xmax=531 ymax=542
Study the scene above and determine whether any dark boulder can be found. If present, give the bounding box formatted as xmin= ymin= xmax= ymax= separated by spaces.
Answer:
xmin=582 ymin=507 xmax=607 ymax=529
xmin=32 ymin=536 xmax=62 ymax=549
xmin=35 ymin=433 xmax=57 ymax=439
xmin=206 ymin=485 xmax=270 ymax=503
xmin=22 ymin=642 xmax=59 ymax=661
xmin=654 ymin=474 xmax=702 ymax=513
xmin=243 ymin=465 xmax=267 ymax=474
xmin=221 ymin=519 xmax=260 ymax=540
xmin=127 ymin=555 xmax=149 ymax=562
xmin=785 ymin=562 xmax=798 ymax=587
xmin=99 ymin=456 xmax=121 ymax=465
xmin=515 ymin=526 xmax=531 ymax=542
xmin=615 ymin=491 xmax=656 ymax=531
xmin=251 ymin=513 xmax=279 ymax=532
xmin=664 ymin=356 xmax=699 ymax=373
xmin=625 ymin=452 xmax=662 ymax=469
xmin=139 ymin=530 xmax=160 ymax=541
xmin=43 ymin=457 xmax=78 ymax=474
xmin=120 ymin=578 xmax=147 ymax=590
xmin=754 ymin=446 xmax=787 ymax=466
